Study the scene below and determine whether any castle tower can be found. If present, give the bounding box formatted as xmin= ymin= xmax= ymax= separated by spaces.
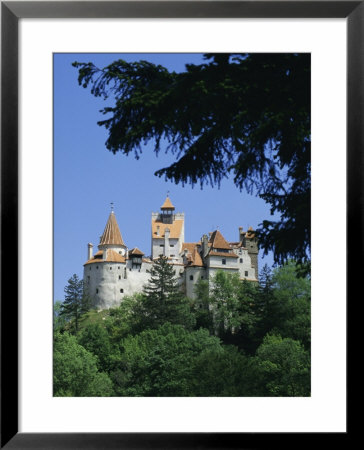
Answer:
xmin=98 ymin=208 xmax=127 ymax=256
xmin=239 ymin=226 xmax=259 ymax=279
xmin=83 ymin=207 xmax=128 ymax=310
xmin=151 ymin=195 xmax=185 ymax=263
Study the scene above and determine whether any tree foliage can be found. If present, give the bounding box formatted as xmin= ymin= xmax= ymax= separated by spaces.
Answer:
xmin=77 ymin=323 xmax=120 ymax=372
xmin=53 ymin=300 xmax=67 ymax=331
xmin=59 ymin=274 xmax=91 ymax=333
xmin=73 ymin=54 xmax=311 ymax=267
xmin=114 ymin=323 xmax=227 ymax=396
xmin=54 ymin=262 xmax=310 ymax=397
xmin=53 ymin=331 xmax=113 ymax=396
xmin=252 ymin=334 xmax=310 ymax=396
xmin=140 ymin=255 xmax=195 ymax=330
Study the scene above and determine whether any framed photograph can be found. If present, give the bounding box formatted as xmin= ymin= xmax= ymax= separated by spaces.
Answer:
xmin=2 ymin=1 xmax=357 ymax=448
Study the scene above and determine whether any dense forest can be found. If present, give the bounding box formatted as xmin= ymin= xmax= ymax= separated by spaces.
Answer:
xmin=54 ymin=257 xmax=310 ymax=397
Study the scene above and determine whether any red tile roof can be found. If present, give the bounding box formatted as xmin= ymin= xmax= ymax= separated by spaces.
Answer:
xmin=191 ymin=247 xmax=204 ymax=266
xmin=84 ymin=249 xmax=126 ymax=265
xmin=209 ymin=251 xmax=238 ymax=258
xmin=161 ymin=196 xmax=175 ymax=210
xmin=209 ymin=230 xmax=231 ymax=250
xmin=181 ymin=243 xmax=204 ymax=267
xmin=181 ymin=243 xmax=198 ymax=254
xmin=99 ymin=212 xmax=125 ymax=246
xmin=152 ymin=219 xmax=183 ymax=239
xmin=129 ymin=247 xmax=144 ymax=256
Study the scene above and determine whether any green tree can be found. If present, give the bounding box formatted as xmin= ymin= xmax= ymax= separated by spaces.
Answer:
xmin=104 ymin=294 xmax=144 ymax=342
xmin=190 ymin=345 xmax=254 ymax=396
xmin=270 ymin=261 xmax=311 ymax=350
xmin=206 ymin=271 xmax=258 ymax=351
xmin=60 ymin=274 xmax=91 ymax=334
xmin=251 ymin=334 xmax=310 ymax=396
xmin=53 ymin=331 xmax=113 ymax=396
xmin=53 ymin=300 xmax=67 ymax=331
xmin=114 ymin=323 xmax=226 ymax=396
xmin=209 ymin=271 xmax=246 ymax=336
xmin=73 ymin=54 xmax=310 ymax=268
xmin=253 ymin=264 xmax=277 ymax=342
xmin=191 ymin=279 xmax=214 ymax=332
xmin=140 ymin=255 xmax=195 ymax=330
xmin=77 ymin=323 xmax=120 ymax=373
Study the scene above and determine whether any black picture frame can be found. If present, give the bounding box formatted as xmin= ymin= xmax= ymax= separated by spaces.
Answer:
xmin=1 ymin=1 xmax=357 ymax=448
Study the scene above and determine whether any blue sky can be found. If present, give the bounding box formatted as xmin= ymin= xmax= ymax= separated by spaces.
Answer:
xmin=54 ymin=53 xmax=277 ymax=302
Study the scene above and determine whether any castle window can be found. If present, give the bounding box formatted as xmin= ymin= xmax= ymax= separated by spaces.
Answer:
xmin=245 ymin=271 xmax=248 ymax=277
xmin=160 ymin=244 xmax=164 ymax=247
xmin=189 ymin=275 xmax=194 ymax=281
xmin=118 ymin=266 xmax=120 ymax=270
xmin=170 ymin=254 xmax=175 ymax=257
xmin=120 ymin=289 xmax=124 ymax=293
xmin=222 ymin=259 xmax=226 ymax=265
xmin=170 ymin=244 xmax=174 ymax=247
xmin=96 ymin=266 xmax=98 ymax=269
xmin=119 ymin=275 xmax=121 ymax=280
xmin=110 ymin=267 xmax=112 ymax=270
xmin=119 ymin=251 xmax=122 ymax=254
xmin=89 ymin=267 xmax=91 ymax=270
xmin=96 ymin=288 xmax=98 ymax=294
xmin=201 ymin=276 xmax=204 ymax=279
xmin=87 ymin=276 xmax=90 ymax=282
xmin=240 ymin=258 xmax=243 ymax=263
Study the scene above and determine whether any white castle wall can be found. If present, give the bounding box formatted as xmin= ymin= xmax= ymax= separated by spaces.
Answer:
xmin=152 ymin=237 xmax=181 ymax=262
xmin=184 ymin=266 xmax=207 ymax=299
xmin=84 ymin=260 xmax=152 ymax=310
xmin=233 ymin=248 xmax=257 ymax=280
xmin=83 ymin=205 xmax=258 ymax=310
xmin=151 ymin=212 xmax=185 ymax=261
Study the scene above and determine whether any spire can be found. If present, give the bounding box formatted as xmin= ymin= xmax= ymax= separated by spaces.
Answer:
xmin=161 ymin=194 xmax=175 ymax=210
xmin=99 ymin=210 xmax=125 ymax=246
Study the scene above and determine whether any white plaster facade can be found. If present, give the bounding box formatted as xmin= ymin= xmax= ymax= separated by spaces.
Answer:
xmin=83 ymin=196 xmax=258 ymax=309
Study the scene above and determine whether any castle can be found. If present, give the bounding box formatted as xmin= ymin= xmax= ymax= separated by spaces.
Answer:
xmin=83 ymin=196 xmax=258 ymax=310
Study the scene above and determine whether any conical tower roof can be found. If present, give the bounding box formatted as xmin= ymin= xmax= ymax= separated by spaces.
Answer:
xmin=161 ymin=196 xmax=175 ymax=210
xmin=99 ymin=211 xmax=125 ymax=246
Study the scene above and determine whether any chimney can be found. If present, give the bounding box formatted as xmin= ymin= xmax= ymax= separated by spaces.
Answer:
xmin=239 ymin=227 xmax=243 ymax=242
xmin=87 ymin=243 xmax=93 ymax=260
xmin=202 ymin=234 xmax=209 ymax=257
xmin=183 ymin=248 xmax=189 ymax=264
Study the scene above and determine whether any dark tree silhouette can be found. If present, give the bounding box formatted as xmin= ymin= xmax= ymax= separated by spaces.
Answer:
xmin=73 ymin=53 xmax=310 ymax=268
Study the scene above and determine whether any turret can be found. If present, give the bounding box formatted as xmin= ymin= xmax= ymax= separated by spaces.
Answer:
xmin=243 ymin=226 xmax=259 ymax=278
xmin=98 ymin=207 xmax=127 ymax=256
xmin=151 ymin=195 xmax=184 ymax=261
xmin=160 ymin=194 xmax=175 ymax=224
